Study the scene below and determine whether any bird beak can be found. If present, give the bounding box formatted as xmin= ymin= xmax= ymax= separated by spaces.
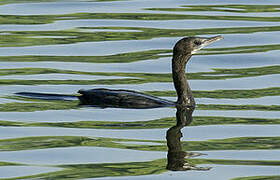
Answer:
xmin=203 ymin=35 xmax=223 ymax=47
xmin=192 ymin=35 xmax=223 ymax=54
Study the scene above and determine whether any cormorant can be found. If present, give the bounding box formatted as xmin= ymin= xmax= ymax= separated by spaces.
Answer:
xmin=16 ymin=36 xmax=223 ymax=109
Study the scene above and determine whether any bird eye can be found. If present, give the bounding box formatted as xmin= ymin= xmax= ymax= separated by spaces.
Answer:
xmin=194 ymin=40 xmax=201 ymax=46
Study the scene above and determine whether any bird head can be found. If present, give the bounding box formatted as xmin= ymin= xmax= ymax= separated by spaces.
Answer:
xmin=173 ymin=35 xmax=223 ymax=56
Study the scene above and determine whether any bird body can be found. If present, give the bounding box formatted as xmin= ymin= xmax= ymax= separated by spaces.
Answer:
xmin=15 ymin=36 xmax=223 ymax=109
xmin=78 ymin=88 xmax=174 ymax=108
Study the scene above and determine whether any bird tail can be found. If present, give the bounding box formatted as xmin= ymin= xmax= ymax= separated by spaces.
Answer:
xmin=15 ymin=92 xmax=78 ymax=101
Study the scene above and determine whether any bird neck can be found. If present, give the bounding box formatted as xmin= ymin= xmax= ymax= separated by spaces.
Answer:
xmin=172 ymin=53 xmax=195 ymax=107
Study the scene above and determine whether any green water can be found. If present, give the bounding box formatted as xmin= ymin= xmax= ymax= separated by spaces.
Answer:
xmin=0 ymin=0 xmax=280 ymax=179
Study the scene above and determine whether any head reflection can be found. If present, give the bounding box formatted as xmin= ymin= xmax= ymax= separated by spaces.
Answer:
xmin=166 ymin=106 xmax=211 ymax=171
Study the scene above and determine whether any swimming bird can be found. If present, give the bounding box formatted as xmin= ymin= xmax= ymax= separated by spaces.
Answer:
xmin=16 ymin=36 xmax=223 ymax=109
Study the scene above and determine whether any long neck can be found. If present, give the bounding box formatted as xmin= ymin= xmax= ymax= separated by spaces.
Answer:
xmin=172 ymin=53 xmax=195 ymax=106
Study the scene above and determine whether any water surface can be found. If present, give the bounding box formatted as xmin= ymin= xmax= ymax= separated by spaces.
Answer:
xmin=0 ymin=0 xmax=279 ymax=180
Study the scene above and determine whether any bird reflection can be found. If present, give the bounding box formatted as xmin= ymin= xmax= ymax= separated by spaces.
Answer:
xmin=166 ymin=106 xmax=211 ymax=171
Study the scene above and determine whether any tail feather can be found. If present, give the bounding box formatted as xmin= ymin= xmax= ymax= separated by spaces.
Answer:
xmin=15 ymin=92 xmax=78 ymax=101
